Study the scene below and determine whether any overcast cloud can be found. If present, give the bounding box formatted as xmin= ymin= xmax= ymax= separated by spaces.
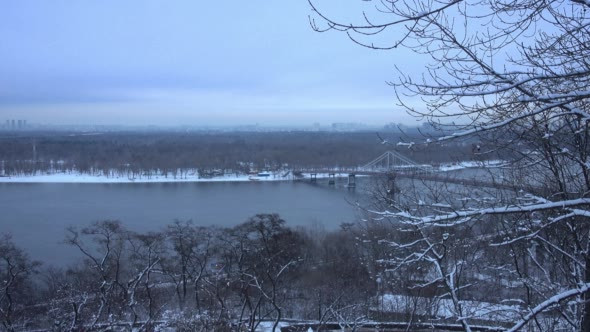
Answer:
xmin=0 ymin=0 xmax=426 ymax=126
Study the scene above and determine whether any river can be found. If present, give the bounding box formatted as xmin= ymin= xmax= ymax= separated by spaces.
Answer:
xmin=0 ymin=168 xmax=498 ymax=266
xmin=0 ymin=179 xmax=366 ymax=265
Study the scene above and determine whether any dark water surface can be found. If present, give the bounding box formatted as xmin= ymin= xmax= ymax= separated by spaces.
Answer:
xmin=0 ymin=180 xmax=363 ymax=265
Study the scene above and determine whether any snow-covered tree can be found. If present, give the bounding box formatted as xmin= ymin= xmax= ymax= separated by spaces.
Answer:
xmin=0 ymin=235 xmax=38 ymax=332
xmin=310 ymin=0 xmax=590 ymax=329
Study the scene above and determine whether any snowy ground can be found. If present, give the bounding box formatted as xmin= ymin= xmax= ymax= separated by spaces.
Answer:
xmin=255 ymin=321 xmax=291 ymax=331
xmin=0 ymin=171 xmax=343 ymax=184
xmin=0 ymin=160 xmax=505 ymax=183
xmin=438 ymin=159 xmax=506 ymax=171
xmin=376 ymin=293 xmax=521 ymax=323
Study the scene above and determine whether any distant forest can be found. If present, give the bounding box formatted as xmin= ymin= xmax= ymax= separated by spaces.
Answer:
xmin=0 ymin=130 xmax=493 ymax=176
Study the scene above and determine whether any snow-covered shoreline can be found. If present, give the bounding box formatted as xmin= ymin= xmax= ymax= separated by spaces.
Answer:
xmin=0 ymin=160 xmax=505 ymax=183
xmin=0 ymin=172 xmax=340 ymax=184
xmin=438 ymin=159 xmax=505 ymax=171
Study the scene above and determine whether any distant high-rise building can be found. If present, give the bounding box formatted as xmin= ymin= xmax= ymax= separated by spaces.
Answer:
xmin=4 ymin=119 xmax=28 ymax=130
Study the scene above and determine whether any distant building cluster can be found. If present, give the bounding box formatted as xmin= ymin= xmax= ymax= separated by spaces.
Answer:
xmin=3 ymin=119 xmax=28 ymax=130
xmin=331 ymin=122 xmax=369 ymax=131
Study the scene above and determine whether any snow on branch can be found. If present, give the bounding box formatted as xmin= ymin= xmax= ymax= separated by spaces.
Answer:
xmin=491 ymin=210 xmax=590 ymax=246
xmin=375 ymin=198 xmax=590 ymax=227
xmin=435 ymin=100 xmax=590 ymax=143
xmin=507 ymin=283 xmax=590 ymax=332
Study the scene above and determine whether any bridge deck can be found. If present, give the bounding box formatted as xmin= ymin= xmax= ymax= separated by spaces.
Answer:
xmin=292 ymin=151 xmax=513 ymax=190
xmin=294 ymin=168 xmax=431 ymax=175
xmin=293 ymin=169 xmax=516 ymax=191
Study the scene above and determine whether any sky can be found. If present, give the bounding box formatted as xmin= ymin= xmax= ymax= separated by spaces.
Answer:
xmin=0 ymin=1 xmax=427 ymax=126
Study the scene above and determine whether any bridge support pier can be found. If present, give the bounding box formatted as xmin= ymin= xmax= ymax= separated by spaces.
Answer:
xmin=386 ymin=173 xmax=397 ymax=204
xmin=328 ymin=173 xmax=335 ymax=185
xmin=310 ymin=173 xmax=317 ymax=183
xmin=347 ymin=173 xmax=356 ymax=188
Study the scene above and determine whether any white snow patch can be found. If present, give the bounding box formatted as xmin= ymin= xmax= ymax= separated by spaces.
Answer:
xmin=438 ymin=160 xmax=505 ymax=171
xmin=375 ymin=294 xmax=521 ymax=323
xmin=255 ymin=321 xmax=289 ymax=331
xmin=0 ymin=171 xmax=351 ymax=184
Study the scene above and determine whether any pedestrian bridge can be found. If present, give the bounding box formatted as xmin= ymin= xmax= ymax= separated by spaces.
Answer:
xmin=293 ymin=151 xmax=433 ymax=187
xmin=295 ymin=150 xmax=433 ymax=176
xmin=294 ymin=151 xmax=510 ymax=190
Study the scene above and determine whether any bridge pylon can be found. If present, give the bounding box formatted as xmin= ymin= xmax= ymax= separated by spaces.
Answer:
xmin=347 ymin=173 xmax=356 ymax=188
xmin=360 ymin=151 xmax=431 ymax=173
xmin=328 ymin=173 xmax=335 ymax=185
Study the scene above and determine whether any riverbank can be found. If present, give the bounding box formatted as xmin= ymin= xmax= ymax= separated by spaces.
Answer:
xmin=0 ymin=160 xmax=505 ymax=183
xmin=0 ymin=171 xmax=341 ymax=183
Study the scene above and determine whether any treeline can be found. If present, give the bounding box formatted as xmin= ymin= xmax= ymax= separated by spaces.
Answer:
xmin=0 ymin=211 xmax=539 ymax=331
xmin=0 ymin=215 xmax=376 ymax=331
xmin=0 ymin=131 xmax=491 ymax=176
xmin=3 ymin=173 xmax=571 ymax=332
